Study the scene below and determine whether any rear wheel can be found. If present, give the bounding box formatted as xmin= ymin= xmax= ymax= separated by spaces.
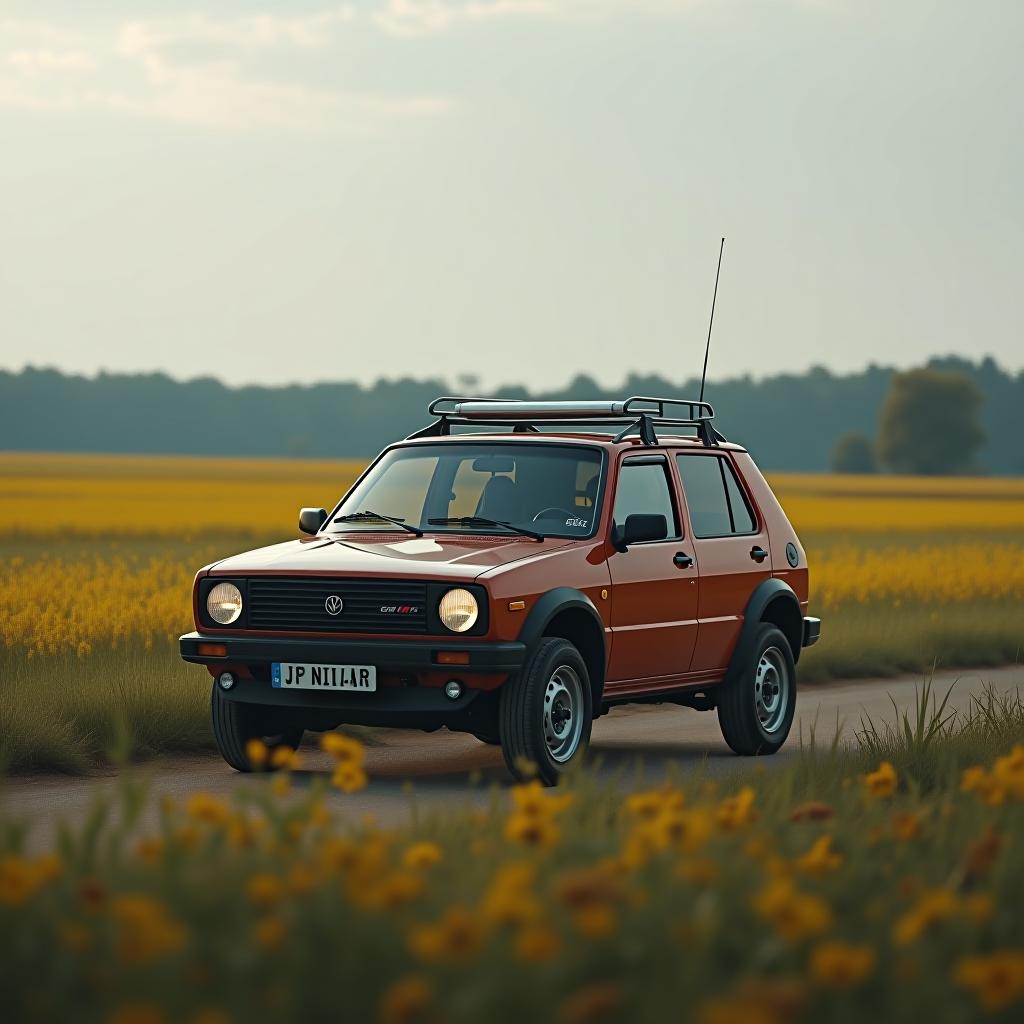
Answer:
xmin=499 ymin=637 xmax=593 ymax=785
xmin=717 ymin=623 xmax=795 ymax=755
xmin=211 ymin=685 xmax=304 ymax=772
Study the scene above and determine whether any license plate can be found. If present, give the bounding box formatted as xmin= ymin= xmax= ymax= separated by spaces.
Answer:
xmin=271 ymin=662 xmax=376 ymax=692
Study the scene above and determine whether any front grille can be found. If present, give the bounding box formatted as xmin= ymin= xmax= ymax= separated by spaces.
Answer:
xmin=246 ymin=578 xmax=429 ymax=634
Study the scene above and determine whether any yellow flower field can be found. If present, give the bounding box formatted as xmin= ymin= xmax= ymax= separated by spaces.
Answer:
xmin=2 ymin=452 xmax=1024 ymax=536
xmin=2 ymin=727 xmax=1023 ymax=1023
xmin=0 ymin=453 xmax=1021 ymax=771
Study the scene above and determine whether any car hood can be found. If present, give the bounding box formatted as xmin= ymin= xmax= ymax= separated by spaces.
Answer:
xmin=207 ymin=533 xmax=574 ymax=580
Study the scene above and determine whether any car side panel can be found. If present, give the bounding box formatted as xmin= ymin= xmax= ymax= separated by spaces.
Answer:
xmin=731 ymin=452 xmax=810 ymax=612
xmin=673 ymin=451 xmax=773 ymax=673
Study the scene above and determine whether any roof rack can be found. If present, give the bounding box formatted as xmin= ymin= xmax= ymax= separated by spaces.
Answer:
xmin=406 ymin=395 xmax=726 ymax=447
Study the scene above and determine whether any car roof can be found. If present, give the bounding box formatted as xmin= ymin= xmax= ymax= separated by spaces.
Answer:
xmin=396 ymin=431 xmax=748 ymax=453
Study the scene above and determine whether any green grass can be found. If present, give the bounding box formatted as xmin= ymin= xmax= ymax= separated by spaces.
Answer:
xmin=799 ymin=600 xmax=1023 ymax=682
xmin=0 ymin=644 xmax=210 ymax=775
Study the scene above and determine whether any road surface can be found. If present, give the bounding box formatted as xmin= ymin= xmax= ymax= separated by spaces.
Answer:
xmin=3 ymin=664 xmax=1020 ymax=844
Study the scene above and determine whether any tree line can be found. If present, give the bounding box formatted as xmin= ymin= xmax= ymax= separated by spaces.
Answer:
xmin=0 ymin=356 xmax=1019 ymax=474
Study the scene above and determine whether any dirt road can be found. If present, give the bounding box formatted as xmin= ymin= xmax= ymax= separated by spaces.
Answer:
xmin=3 ymin=664 xmax=1020 ymax=844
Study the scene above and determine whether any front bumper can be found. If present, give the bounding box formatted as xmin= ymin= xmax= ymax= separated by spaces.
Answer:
xmin=179 ymin=632 xmax=525 ymax=673
xmin=180 ymin=632 xmax=524 ymax=730
xmin=802 ymin=616 xmax=821 ymax=648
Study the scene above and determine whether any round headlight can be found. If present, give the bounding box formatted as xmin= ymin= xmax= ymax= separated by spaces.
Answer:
xmin=438 ymin=588 xmax=478 ymax=633
xmin=207 ymin=582 xmax=243 ymax=625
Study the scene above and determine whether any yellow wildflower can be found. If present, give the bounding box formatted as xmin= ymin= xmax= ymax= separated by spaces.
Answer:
xmin=186 ymin=792 xmax=231 ymax=827
xmin=961 ymin=766 xmax=1004 ymax=805
xmin=754 ymin=878 xmax=832 ymax=941
xmin=992 ymin=745 xmax=1024 ymax=799
xmin=510 ymin=779 xmax=574 ymax=818
xmin=245 ymin=738 xmax=269 ymax=768
xmin=402 ymin=842 xmax=442 ymax=870
xmin=892 ymin=887 xmax=959 ymax=946
xmin=716 ymin=786 xmax=757 ymax=830
xmin=809 ymin=941 xmax=876 ymax=987
xmin=863 ymin=761 xmax=897 ymax=798
xmin=321 ymin=732 xmax=365 ymax=765
xmin=892 ymin=811 xmax=924 ymax=842
xmin=409 ymin=906 xmax=487 ymax=962
xmin=227 ymin=814 xmax=264 ymax=849
xmin=796 ymin=835 xmax=843 ymax=876
xmin=482 ymin=862 xmax=540 ymax=926
xmin=954 ymin=950 xmax=1024 ymax=1012
xmin=653 ymin=806 xmax=715 ymax=853
xmin=111 ymin=894 xmax=187 ymax=965
xmin=247 ymin=873 xmax=283 ymax=907
xmin=505 ymin=812 xmax=561 ymax=848
xmin=135 ymin=837 xmax=164 ymax=865
xmin=0 ymin=856 xmax=35 ymax=907
xmin=332 ymin=762 xmax=369 ymax=793
xmin=624 ymin=786 xmax=684 ymax=820
xmin=378 ymin=975 xmax=433 ymax=1024
xmin=270 ymin=745 xmax=301 ymax=771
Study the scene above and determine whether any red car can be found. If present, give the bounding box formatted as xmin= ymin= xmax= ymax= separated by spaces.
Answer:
xmin=180 ymin=397 xmax=820 ymax=784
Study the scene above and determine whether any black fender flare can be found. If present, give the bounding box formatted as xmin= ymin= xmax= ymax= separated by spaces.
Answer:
xmin=516 ymin=588 xmax=607 ymax=703
xmin=726 ymin=578 xmax=804 ymax=685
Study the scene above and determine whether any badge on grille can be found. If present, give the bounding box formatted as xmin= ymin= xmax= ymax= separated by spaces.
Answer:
xmin=324 ymin=595 xmax=344 ymax=616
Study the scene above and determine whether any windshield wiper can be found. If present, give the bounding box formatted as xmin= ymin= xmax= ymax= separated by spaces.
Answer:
xmin=334 ymin=510 xmax=424 ymax=537
xmin=427 ymin=516 xmax=544 ymax=542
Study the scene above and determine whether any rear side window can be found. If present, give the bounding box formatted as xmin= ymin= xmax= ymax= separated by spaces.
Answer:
xmin=612 ymin=458 xmax=679 ymax=538
xmin=676 ymin=455 xmax=757 ymax=538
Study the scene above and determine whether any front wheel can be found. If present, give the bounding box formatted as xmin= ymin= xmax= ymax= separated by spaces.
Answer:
xmin=717 ymin=624 xmax=796 ymax=756
xmin=499 ymin=637 xmax=593 ymax=785
xmin=211 ymin=685 xmax=304 ymax=772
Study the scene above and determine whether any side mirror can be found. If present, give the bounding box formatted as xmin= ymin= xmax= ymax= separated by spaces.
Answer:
xmin=299 ymin=507 xmax=327 ymax=535
xmin=616 ymin=513 xmax=668 ymax=550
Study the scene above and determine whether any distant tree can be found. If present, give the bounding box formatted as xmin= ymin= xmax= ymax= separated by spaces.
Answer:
xmin=875 ymin=369 xmax=985 ymax=475
xmin=831 ymin=433 xmax=876 ymax=474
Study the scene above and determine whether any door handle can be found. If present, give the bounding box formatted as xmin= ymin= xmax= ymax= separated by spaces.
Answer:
xmin=673 ymin=552 xmax=694 ymax=568
xmin=750 ymin=545 xmax=769 ymax=563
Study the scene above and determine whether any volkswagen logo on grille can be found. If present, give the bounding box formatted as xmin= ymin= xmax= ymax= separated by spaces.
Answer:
xmin=324 ymin=595 xmax=344 ymax=616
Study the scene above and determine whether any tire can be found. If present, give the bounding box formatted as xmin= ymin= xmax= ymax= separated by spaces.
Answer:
xmin=211 ymin=684 xmax=304 ymax=772
xmin=499 ymin=637 xmax=593 ymax=786
xmin=717 ymin=623 xmax=796 ymax=756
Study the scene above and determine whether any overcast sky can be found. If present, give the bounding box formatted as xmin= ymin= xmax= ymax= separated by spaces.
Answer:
xmin=0 ymin=0 xmax=1020 ymax=391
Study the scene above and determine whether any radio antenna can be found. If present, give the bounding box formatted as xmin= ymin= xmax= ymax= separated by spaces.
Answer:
xmin=698 ymin=237 xmax=725 ymax=404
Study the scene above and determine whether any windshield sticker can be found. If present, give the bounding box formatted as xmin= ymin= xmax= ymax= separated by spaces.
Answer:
xmin=565 ymin=517 xmax=589 ymax=529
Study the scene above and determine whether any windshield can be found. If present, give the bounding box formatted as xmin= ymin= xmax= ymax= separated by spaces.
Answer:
xmin=331 ymin=443 xmax=604 ymax=539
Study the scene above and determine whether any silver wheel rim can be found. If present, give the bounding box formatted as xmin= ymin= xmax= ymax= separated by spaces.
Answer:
xmin=754 ymin=646 xmax=790 ymax=734
xmin=543 ymin=664 xmax=584 ymax=763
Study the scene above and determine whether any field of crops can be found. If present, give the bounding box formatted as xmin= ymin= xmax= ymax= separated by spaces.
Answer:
xmin=0 ymin=453 xmax=1021 ymax=772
